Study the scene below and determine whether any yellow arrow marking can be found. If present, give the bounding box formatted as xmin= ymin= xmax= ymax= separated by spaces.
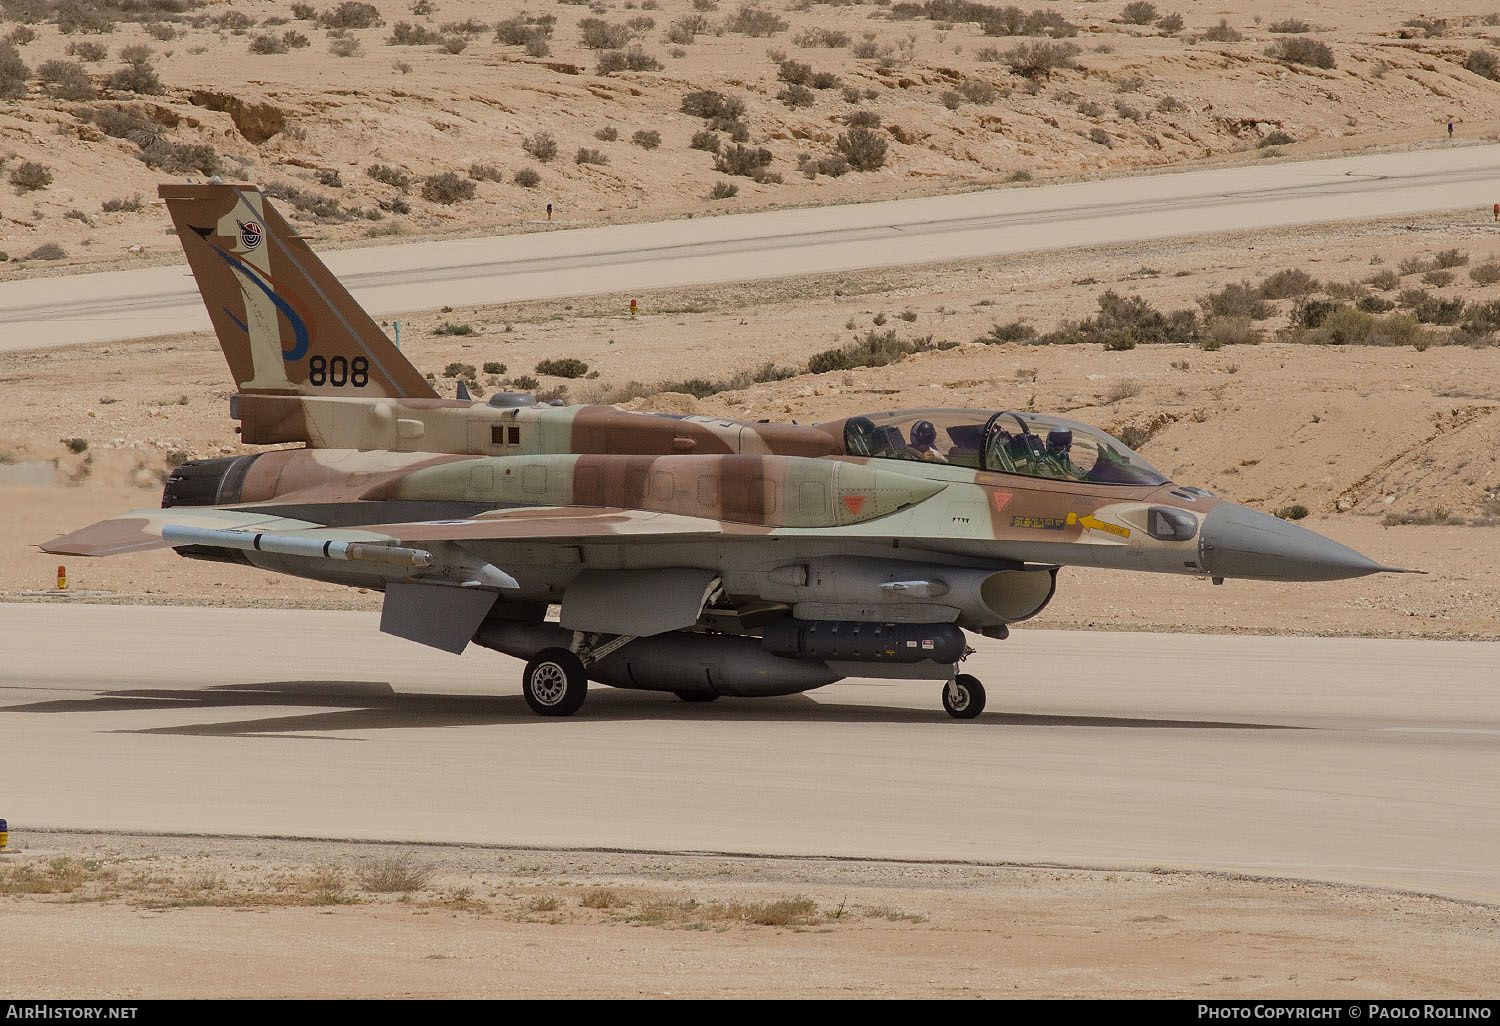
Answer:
xmin=1076 ymin=513 xmax=1130 ymax=539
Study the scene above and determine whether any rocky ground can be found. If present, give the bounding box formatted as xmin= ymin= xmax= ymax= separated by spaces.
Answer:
xmin=4 ymin=0 xmax=1500 ymax=275
xmin=2 ymin=830 xmax=1496 ymax=998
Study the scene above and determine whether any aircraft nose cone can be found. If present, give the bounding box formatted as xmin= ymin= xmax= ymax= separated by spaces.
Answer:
xmin=1199 ymin=503 xmax=1397 ymax=582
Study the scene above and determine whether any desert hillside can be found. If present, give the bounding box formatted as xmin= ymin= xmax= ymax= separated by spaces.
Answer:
xmin=3 ymin=0 xmax=1500 ymax=273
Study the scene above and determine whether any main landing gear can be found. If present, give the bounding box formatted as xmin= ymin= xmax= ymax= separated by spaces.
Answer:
xmin=522 ymin=648 xmax=589 ymax=717
xmin=521 ymin=632 xmax=639 ymax=717
xmin=942 ymin=673 xmax=986 ymax=719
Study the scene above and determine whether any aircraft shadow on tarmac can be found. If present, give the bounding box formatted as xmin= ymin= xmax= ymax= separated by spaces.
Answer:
xmin=0 ymin=679 xmax=1301 ymax=736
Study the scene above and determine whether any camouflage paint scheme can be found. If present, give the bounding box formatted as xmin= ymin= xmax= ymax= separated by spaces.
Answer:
xmin=43 ymin=185 xmax=1407 ymax=718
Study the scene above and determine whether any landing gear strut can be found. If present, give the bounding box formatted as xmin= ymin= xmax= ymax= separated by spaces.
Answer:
xmin=942 ymin=673 xmax=986 ymax=719
xmin=522 ymin=648 xmax=589 ymax=717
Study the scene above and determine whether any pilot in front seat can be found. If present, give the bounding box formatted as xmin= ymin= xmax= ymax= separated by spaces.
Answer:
xmin=910 ymin=420 xmax=948 ymax=463
xmin=1040 ymin=427 xmax=1086 ymax=480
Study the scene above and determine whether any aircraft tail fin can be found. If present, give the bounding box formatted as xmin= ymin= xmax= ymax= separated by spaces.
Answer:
xmin=159 ymin=183 xmax=437 ymax=400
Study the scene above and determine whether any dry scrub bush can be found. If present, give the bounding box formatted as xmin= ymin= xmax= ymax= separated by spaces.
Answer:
xmin=9 ymin=161 xmax=52 ymax=192
xmin=536 ymin=358 xmax=590 ymax=378
xmin=66 ymin=41 xmax=108 ymax=61
xmin=523 ymin=131 xmax=558 ymax=162
xmin=795 ymin=27 xmax=849 ymax=47
xmin=726 ymin=5 xmax=787 ymax=37
xmin=715 ymin=143 xmax=774 ymax=179
xmin=105 ymin=56 xmax=163 ymax=94
xmin=681 ymin=90 xmax=744 ymax=120
xmin=1259 ymin=268 xmax=1318 ymax=299
xmin=367 ymin=164 xmax=411 ymax=189
xmin=807 ymin=330 xmax=953 ymax=373
xmin=596 ymin=46 xmax=661 ymax=72
xmin=356 ymin=853 xmax=432 ymax=893
xmin=388 ymin=22 xmax=439 ymax=45
xmin=1200 ymin=282 xmax=1272 ymax=320
xmin=579 ymin=17 xmax=630 ymax=48
xmin=1469 ymin=261 xmax=1500 ymax=285
xmin=779 ymin=84 xmax=814 ymax=108
xmin=318 ymin=3 xmax=381 ymax=30
xmin=1266 ymin=37 xmax=1334 ymax=68
xmin=421 ymin=172 xmax=476 ymax=204
xmin=1466 ymin=49 xmax=1500 ymax=81
xmin=38 ymin=58 xmax=95 ymax=99
xmin=55 ymin=5 xmax=116 ymax=36
xmin=442 ymin=19 xmax=490 ymax=36
xmin=958 ymin=78 xmax=997 ymax=104
xmin=1003 ymin=40 xmax=1079 ymax=79
xmin=836 ymin=126 xmax=887 ymax=170
xmin=1201 ymin=19 xmax=1242 ymax=42
xmin=138 ymin=140 xmax=218 ymax=175
xmin=667 ymin=14 xmax=710 ymax=43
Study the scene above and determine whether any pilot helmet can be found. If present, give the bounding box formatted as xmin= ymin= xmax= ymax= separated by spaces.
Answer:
xmin=1046 ymin=427 xmax=1073 ymax=454
xmin=912 ymin=420 xmax=938 ymax=447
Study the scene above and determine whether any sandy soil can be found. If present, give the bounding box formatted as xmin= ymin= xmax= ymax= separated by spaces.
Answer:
xmin=4 ymin=0 xmax=1500 ymax=275
xmin=4 ymin=212 xmax=1497 ymax=638
xmin=1 ymin=830 xmax=1495 ymax=999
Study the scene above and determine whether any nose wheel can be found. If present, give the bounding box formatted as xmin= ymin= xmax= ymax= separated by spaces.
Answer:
xmin=522 ymin=648 xmax=589 ymax=717
xmin=942 ymin=674 xmax=985 ymax=719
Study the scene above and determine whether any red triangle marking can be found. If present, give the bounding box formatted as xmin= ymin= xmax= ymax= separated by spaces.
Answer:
xmin=842 ymin=494 xmax=866 ymax=516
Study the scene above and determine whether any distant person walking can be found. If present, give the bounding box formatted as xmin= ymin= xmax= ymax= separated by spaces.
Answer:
xmin=1448 ymin=120 xmax=1455 ymax=139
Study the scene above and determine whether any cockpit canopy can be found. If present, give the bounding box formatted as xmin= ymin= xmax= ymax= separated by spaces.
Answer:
xmin=841 ymin=408 xmax=1169 ymax=486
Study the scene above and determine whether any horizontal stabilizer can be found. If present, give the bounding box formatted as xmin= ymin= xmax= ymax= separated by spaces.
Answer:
xmin=41 ymin=508 xmax=323 ymax=557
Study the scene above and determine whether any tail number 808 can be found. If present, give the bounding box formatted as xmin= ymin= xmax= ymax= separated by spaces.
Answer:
xmin=308 ymin=355 xmax=369 ymax=387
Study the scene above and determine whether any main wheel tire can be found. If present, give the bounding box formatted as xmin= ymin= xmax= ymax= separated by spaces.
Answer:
xmin=942 ymin=674 xmax=986 ymax=719
xmin=675 ymin=692 xmax=720 ymax=703
xmin=523 ymin=648 xmax=589 ymax=717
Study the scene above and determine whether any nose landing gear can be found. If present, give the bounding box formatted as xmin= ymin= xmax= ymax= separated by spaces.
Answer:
xmin=942 ymin=673 xmax=986 ymax=719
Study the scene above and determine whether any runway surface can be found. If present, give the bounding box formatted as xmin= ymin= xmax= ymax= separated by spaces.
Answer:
xmin=4 ymin=145 xmax=1500 ymax=351
xmin=1 ymin=603 xmax=1495 ymax=902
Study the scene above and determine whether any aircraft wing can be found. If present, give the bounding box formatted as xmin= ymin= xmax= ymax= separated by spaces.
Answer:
xmin=41 ymin=504 xmax=758 ymax=557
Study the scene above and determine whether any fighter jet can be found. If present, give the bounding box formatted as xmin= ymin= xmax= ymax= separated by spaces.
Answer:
xmin=43 ymin=184 xmax=1410 ymax=718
